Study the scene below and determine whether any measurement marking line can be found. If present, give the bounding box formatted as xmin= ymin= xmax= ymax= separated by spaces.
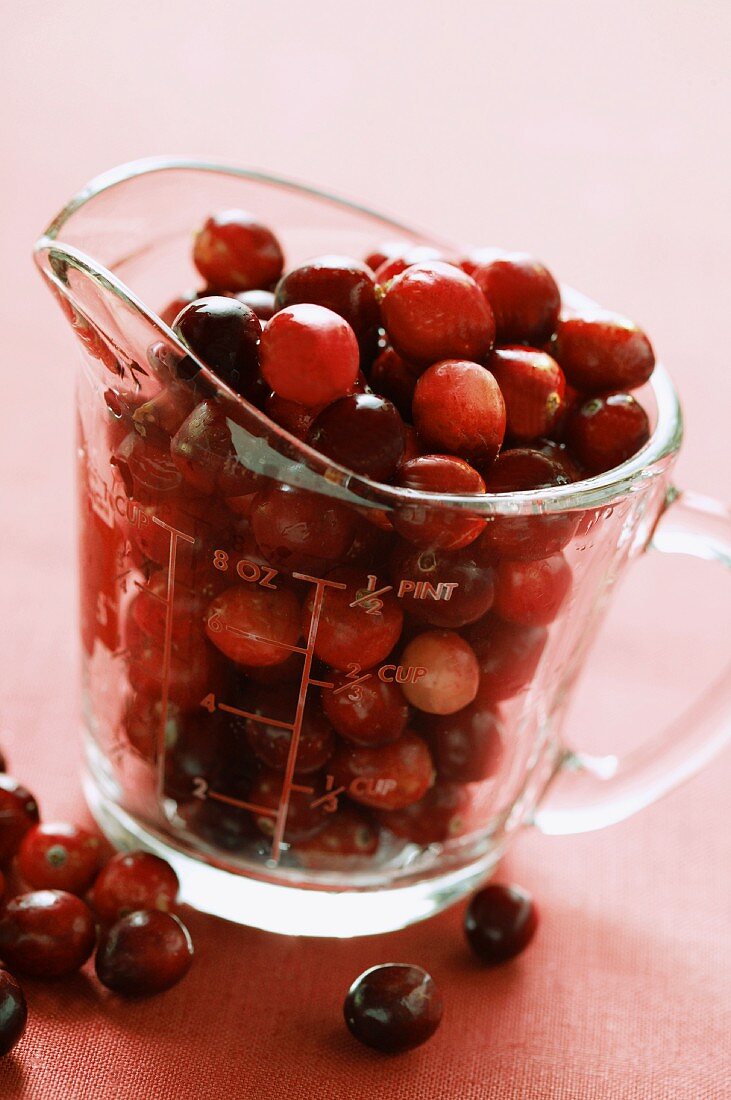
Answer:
xmin=217 ymin=703 xmax=295 ymax=731
xmin=223 ymin=625 xmax=307 ymax=655
xmin=308 ymin=679 xmax=334 ymax=690
xmin=292 ymin=572 xmax=348 ymax=590
xmin=310 ymin=788 xmax=346 ymax=810
xmin=208 ymin=791 xmax=278 ymax=817
xmin=348 ymin=585 xmax=393 ymax=608
xmin=133 ymin=583 xmax=168 ymax=604
xmin=291 ymin=783 xmax=315 ymax=795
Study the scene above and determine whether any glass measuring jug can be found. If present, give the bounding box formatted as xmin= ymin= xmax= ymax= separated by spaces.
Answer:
xmin=34 ymin=159 xmax=731 ymax=936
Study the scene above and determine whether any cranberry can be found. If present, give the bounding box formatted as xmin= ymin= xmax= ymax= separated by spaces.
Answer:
xmin=274 ymin=255 xmax=380 ymax=345
xmin=553 ymin=310 xmax=655 ymax=393
xmin=295 ymin=807 xmax=379 ymax=866
xmin=0 ymin=970 xmax=27 ymax=1055
xmin=126 ymin=617 xmax=218 ymax=710
xmin=265 ymin=391 xmax=320 ymax=440
xmin=493 ymin=553 xmax=572 ymax=626
xmin=0 ymin=891 xmax=96 ymax=977
xmin=394 ymin=455 xmax=487 ymax=549
xmin=307 ymin=393 xmax=406 ymax=481
xmin=128 ymin=569 xmax=207 ymax=646
xmin=400 ymin=425 xmax=421 ymax=465
xmin=489 ymin=346 xmax=565 ymax=442
xmin=303 ymin=566 xmax=403 ymax=671
xmin=330 ymin=731 xmax=434 ymax=810
xmin=90 ymin=851 xmax=179 ymax=924
xmin=260 ymin=304 xmax=360 ymax=407
xmin=17 ymin=824 xmax=102 ymax=895
xmin=372 ymin=245 xmax=446 ymax=284
xmin=389 ymin=542 xmax=495 ymax=629
xmin=159 ymin=290 xmax=198 ymax=327
xmin=171 ymin=399 xmax=261 ymax=497
xmin=251 ymin=483 xmax=356 ymax=573
xmin=399 ymin=631 xmax=479 ymax=714
xmin=322 ymin=672 xmax=409 ymax=747
xmin=377 ymin=782 xmax=471 ymax=845
xmin=464 ymin=883 xmax=538 ymax=963
xmin=466 ymin=615 xmax=548 ymax=701
xmin=122 ymin=692 xmax=180 ymax=764
xmin=244 ymin=685 xmax=335 ymax=773
xmin=364 ymin=239 xmax=415 ymax=271
xmin=132 ymin=383 xmax=197 ymax=446
xmin=205 ymin=584 xmax=302 ymax=668
xmin=236 ymin=288 xmax=276 ymax=320
xmin=96 ymin=910 xmax=193 ymax=996
xmin=427 ymin=700 xmax=503 ymax=783
xmin=344 ymin=964 xmax=443 ymax=1053
xmin=468 ymin=250 xmax=561 ymax=344
xmin=533 ymin=438 xmax=583 ymax=481
xmin=565 ymin=392 xmax=651 ymax=473
xmin=112 ymin=431 xmax=186 ymax=506
xmin=185 ymin=796 xmax=256 ymax=852
xmin=368 ymin=346 xmax=420 ymax=420
xmin=381 ymin=261 xmax=495 ymax=365
xmin=248 ymin=770 xmax=327 ymax=841
xmin=193 ymin=210 xmax=284 ymax=292
xmin=0 ymin=869 xmax=5 ymax=899
xmin=173 ymin=296 xmax=262 ymax=399
xmin=164 ymin=715 xmax=223 ymax=802
xmin=0 ymin=749 xmax=6 ymax=772
xmin=0 ymin=776 xmax=39 ymax=863
xmin=412 ymin=360 xmax=506 ymax=469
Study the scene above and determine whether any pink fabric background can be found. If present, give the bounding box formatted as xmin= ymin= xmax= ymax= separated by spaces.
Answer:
xmin=1 ymin=3 xmax=730 ymax=1096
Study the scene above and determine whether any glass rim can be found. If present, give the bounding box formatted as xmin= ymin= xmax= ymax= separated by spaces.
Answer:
xmin=34 ymin=155 xmax=683 ymax=517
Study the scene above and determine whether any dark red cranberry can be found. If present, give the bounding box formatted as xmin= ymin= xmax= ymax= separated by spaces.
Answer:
xmin=0 ymin=890 xmax=96 ymax=977
xmin=368 ymin=346 xmax=421 ymax=419
xmin=302 ymin=566 xmax=403 ymax=671
xmin=330 ymin=731 xmax=435 ymax=810
xmin=132 ymin=383 xmax=197 ymax=447
xmin=274 ymin=255 xmax=379 ymax=345
xmin=389 ymin=542 xmax=495 ymax=629
xmin=112 ymin=432 xmax=186 ymax=505
xmin=126 ymin=616 xmax=219 ymax=710
xmin=412 ymin=360 xmax=506 ymax=469
xmin=244 ymin=685 xmax=335 ymax=773
xmin=236 ymin=288 xmax=276 ymax=320
xmin=265 ymin=391 xmax=321 ymax=440
xmin=427 ymin=699 xmax=503 ymax=783
xmin=464 ymin=882 xmax=538 ymax=963
xmin=489 ymin=346 xmax=565 ymax=442
xmin=322 ymin=672 xmax=409 ymax=747
xmin=0 ymin=776 xmax=39 ymax=863
xmin=185 ymin=795 xmax=257 ymax=852
xmin=164 ymin=715 xmax=223 ymax=803
xmin=205 ymin=584 xmax=302 ymax=668
xmin=466 ymin=615 xmax=548 ymax=702
xmin=372 ymin=245 xmax=446 ymax=284
xmin=294 ymin=807 xmax=379 ymax=866
xmin=400 ymin=631 xmax=479 ymax=715
xmin=170 ymin=399 xmax=261 ymax=497
xmin=0 ymin=969 xmax=27 ymax=1055
xmin=193 ymin=210 xmax=284 ymax=292
xmin=159 ymin=290 xmax=199 ymax=327
xmin=17 ymin=824 xmax=102 ymax=895
xmin=173 ymin=296 xmax=262 ymax=399
xmin=307 ymin=393 xmax=406 ymax=481
xmin=468 ymin=250 xmax=561 ymax=344
xmin=363 ymin=239 xmax=416 ymax=271
xmin=0 ymin=749 xmax=6 ymax=772
xmin=0 ymin=869 xmax=5 ymax=899
xmin=344 ymin=964 xmax=443 ymax=1053
xmin=493 ymin=553 xmax=572 ymax=626
xmin=377 ymin=782 xmax=471 ymax=845
xmin=250 ymin=482 xmax=356 ymax=573
xmin=553 ymin=310 xmax=655 ymax=393
xmin=394 ymin=455 xmax=487 ymax=550
xmin=260 ymin=304 xmax=359 ymax=407
xmin=381 ymin=261 xmax=495 ymax=365
xmin=96 ymin=910 xmax=193 ymax=996
xmin=248 ymin=770 xmax=327 ymax=841
xmin=128 ymin=568 xmax=207 ymax=647
xmin=90 ymin=851 xmax=179 ymax=924
xmin=565 ymin=392 xmax=651 ymax=474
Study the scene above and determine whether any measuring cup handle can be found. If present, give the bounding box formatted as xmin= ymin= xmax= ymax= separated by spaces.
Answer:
xmin=532 ymin=487 xmax=731 ymax=835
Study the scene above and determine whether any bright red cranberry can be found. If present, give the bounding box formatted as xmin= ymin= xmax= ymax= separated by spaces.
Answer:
xmin=394 ymin=455 xmax=487 ymax=549
xmin=159 ymin=290 xmax=199 ymax=327
xmin=493 ymin=553 xmax=572 ymax=626
xmin=344 ymin=964 xmax=443 ymax=1053
xmin=412 ymin=360 xmax=506 ymax=469
xmin=0 ymin=776 xmax=39 ymax=864
xmin=466 ymin=614 xmax=548 ymax=701
xmin=364 ymin=239 xmax=414 ymax=271
xmin=322 ymin=672 xmax=409 ymax=746
xmin=126 ymin=617 xmax=219 ymax=710
xmin=368 ymin=346 xmax=421 ymax=420
xmin=489 ymin=346 xmax=565 ymax=442
xmin=205 ymin=584 xmax=301 ymax=668
xmin=554 ymin=310 xmax=655 ymax=393
xmin=0 ymin=970 xmax=27 ymax=1055
xmin=274 ymin=255 xmax=379 ymax=344
xmin=248 ymin=770 xmax=327 ymax=841
xmin=95 ymin=910 xmax=193 ymax=996
xmin=295 ymin=807 xmax=379 ymax=866
xmin=17 ymin=824 xmax=102 ymax=895
xmin=372 ymin=245 xmax=446 ymax=284
xmin=173 ymin=296 xmax=262 ymax=399
xmin=193 ymin=210 xmax=284 ymax=292
xmin=303 ymin=566 xmax=403 ymax=671
xmin=243 ymin=685 xmax=335 ymax=773
xmin=389 ymin=542 xmax=495 ymax=629
xmin=331 ymin=730 xmax=434 ymax=810
xmin=400 ymin=631 xmax=479 ymax=715
xmin=565 ymin=392 xmax=651 ymax=474
xmin=260 ymin=304 xmax=360 ymax=407
xmin=427 ymin=699 xmax=504 ymax=783
xmin=307 ymin=393 xmax=406 ymax=481
xmin=251 ymin=482 xmax=356 ymax=573
xmin=236 ymin=288 xmax=276 ymax=320
xmin=467 ymin=250 xmax=561 ymax=344
xmin=90 ymin=851 xmax=179 ymax=924
xmin=112 ymin=432 xmax=186 ymax=506
xmin=0 ymin=891 xmax=96 ymax=977
xmin=464 ymin=882 xmax=538 ymax=963
xmin=265 ymin=391 xmax=321 ymax=440
xmin=381 ymin=261 xmax=495 ymax=365
xmin=171 ymin=399 xmax=261 ymax=497
xmin=377 ymin=782 xmax=471 ymax=845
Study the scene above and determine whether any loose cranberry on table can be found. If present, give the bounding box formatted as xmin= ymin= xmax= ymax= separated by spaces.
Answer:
xmin=343 ymin=964 xmax=443 ymax=1053
xmin=17 ymin=823 xmax=102 ymax=895
xmin=427 ymin=699 xmax=504 ymax=784
xmin=464 ymin=883 xmax=538 ymax=964
xmin=95 ymin=910 xmax=194 ymax=997
xmin=553 ymin=309 xmax=655 ymax=393
xmin=204 ymin=584 xmax=301 ymax=668
xmin=412 ymin=359 xmax=506 ymax=469
xmin=0 ymin=891 xmax=96 ymax=978
xmin=0 ymin=776 xmax=39 ymax=863
xmin=368 ymin=345 xmax=421 ymax=420
xmin=248 ymin=770 xmax=327 ymax=841
xmin=330 ymin=731 xmax=435 ymax=811
xmin=377 ymin=782 xmax=472 ymax=845
xmin=400 ymin=631 xmax=480 ymax=715
xmin=565 ymin=392 xmax=651 ymax=474
xmin=489 ymin=346 xmax=566 ymax=443
xmin=466 ymin=249 xmax=561 ymax=345
xmin=307 ymin=393 xmax=406 ymax=482
xmin=493 ymin=553 xmax=573 ymax=627
xmin=466 ymin=615 xmax=548 ymax=702
xmin=193 ymin=210 xmax=284 ymax=292
xmin=394 ymin=455 xmax=487 ymax=550
xmin=250 ymin=482 xmax=356 ymax=573
xmin=322 ymin=672 xmax=409 ymax=747
xmin=389 ymin=542 xmax=496 ymax=629
xmin=260 ymin=304 xmax=360 ymax=407
xmin=0 ymin=969 xmax=27 ymax=1056
xmin=381 ymin=261 xmax=495 ymax=365
xmin=173 ymin=296 xmax=262 ymax=399
xmin=90 ymin=851 xmax=179 ymax=924
xmin=274 ymin=254 xmax=380 ymax=345
xmin=171 ymin=399 xmax=262 ymax=497
xmin=294 ymin=808 xmax=379 ymax=867
xmin=303 ymin=566 xmax=404 ymax=671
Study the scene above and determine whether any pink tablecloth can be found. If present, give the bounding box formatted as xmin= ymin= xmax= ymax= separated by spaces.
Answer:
xmin=1 ymin=3 xmax=729 ymax=1097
